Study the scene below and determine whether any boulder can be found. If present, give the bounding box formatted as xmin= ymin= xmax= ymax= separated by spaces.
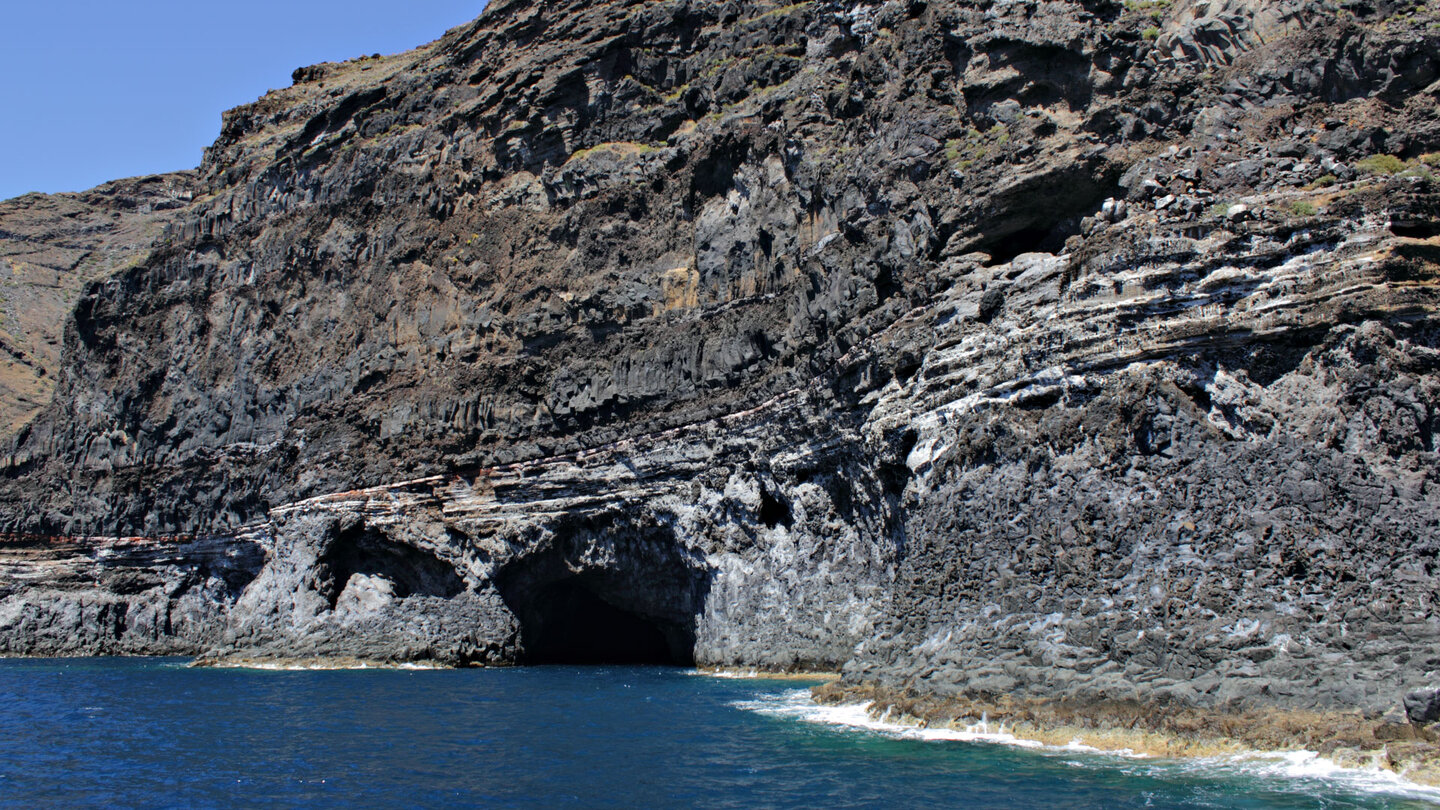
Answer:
xmin=1405 ymin=688 xmax=1440 ymax=725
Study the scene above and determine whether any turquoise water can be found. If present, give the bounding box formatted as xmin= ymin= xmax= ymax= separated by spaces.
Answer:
xmin=0 ymin=660 xmax=1435 ymax=809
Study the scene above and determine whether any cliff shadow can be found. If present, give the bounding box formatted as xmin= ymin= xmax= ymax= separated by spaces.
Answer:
xmin=493 ymin=513 xmax=711 ymax=666
xmin=316 ymin=524 xmax=465 ymax=609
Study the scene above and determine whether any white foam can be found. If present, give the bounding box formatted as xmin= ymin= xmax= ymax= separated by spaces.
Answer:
xmin=731 ymin=690 xmax=1440 ymax=804
xmin=1098 ymin=750 xmax=1440 ymax=806
xmin=690 ymin=668 xmax=833 ymax=681
xmin=732 ymin=689 xmax=1045 ymax=749
xmin=1058 ymin=738 xmax=1108 ymax=754
xmin=205 ymin=660 xmax=446 ymax=672
xmin=1206 ymin=751 xmax=1440 ymax=803
xmin=695 ymin=668 xmax=769 ymax=680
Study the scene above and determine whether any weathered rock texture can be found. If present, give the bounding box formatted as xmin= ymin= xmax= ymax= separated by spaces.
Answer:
xmin=1 ymin=0 xmax=1438 ymax=737
xmin=0 ymin=174 xmax=195 ymax=435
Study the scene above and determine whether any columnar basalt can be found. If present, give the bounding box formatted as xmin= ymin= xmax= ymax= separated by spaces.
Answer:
xmin=0 ymin=0 xmax=1438 ymax=765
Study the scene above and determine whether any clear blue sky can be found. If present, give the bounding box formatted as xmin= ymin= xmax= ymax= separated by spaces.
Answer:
xmin=0 ymin=1 xmax=488 ymax=201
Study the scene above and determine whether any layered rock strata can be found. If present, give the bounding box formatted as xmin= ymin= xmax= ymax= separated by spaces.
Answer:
xmin=0 ymin=0 xmax=1438 ymax=757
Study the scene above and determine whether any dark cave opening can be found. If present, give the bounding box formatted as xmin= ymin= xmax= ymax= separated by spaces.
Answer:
xmin=1393 ymin=217 xmax=1440 ymax=236
xmin=515 ymin=577 xmax=694 ymax=666
xmin=981 ymin=224 xmax=1062 ymax=266
xmin=1391 ymin=220 xmax=1440 ymax=239
xmin=317 ymin=526 xmax=464 ymax=608
xmin=758 ymin=486 xmax=793 ymax=529
xmin=493 ymin=516 xmax=711 ymax=667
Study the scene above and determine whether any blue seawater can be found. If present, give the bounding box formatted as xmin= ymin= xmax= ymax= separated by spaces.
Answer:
xmin=0 ymin=659 xmax=1435 ymax=809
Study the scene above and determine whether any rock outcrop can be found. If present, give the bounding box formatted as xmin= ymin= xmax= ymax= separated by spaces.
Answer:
xmin=1 ymin=0 xmax=1438 ymax=751
xmin=0 ymin=174 xmax=195 ymax=436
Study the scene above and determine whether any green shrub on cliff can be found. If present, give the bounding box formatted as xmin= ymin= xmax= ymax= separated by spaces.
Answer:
xmin=944 ymin=125 xmax=1010 ymax=170
xmin=1356 ymin=154 xmax=1406 ymax=175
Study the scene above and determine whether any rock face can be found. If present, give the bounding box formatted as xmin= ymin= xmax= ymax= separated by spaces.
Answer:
xmin=0 ymin=532 xmax=262 ymax=656
xmin=1408 ymin=689 xmax=1440 ymax=726
xmin=0 ymin=0 xmax=1438 ymax=723
xmin=0 ymin=174 xmax=195 ymax=436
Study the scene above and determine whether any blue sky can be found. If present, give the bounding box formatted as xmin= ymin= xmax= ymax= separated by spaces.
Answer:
xmin=0 ymin=1 xmax=488 ymax=200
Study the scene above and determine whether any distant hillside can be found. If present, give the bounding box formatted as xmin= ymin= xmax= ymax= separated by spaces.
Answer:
xmin=0 ymin=174 xmax=195 ymax=435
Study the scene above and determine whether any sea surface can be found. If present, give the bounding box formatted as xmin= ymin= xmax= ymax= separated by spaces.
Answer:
xmin=0 ymin=659 xmax=1436 ymax=809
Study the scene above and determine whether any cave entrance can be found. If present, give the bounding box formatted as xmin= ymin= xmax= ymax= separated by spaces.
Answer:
xmin=514 ymin=577 xmax=695 ymax=666
xmin=493 ymin=514 xmax=711 ymax=668
xmin=317 ymin=525 xmax=464 ymax=608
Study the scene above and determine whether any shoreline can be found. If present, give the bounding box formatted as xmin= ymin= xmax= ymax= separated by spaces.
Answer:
xmin=1 ymin=653 xmax=843 ymax=678
xmin=695 ymin=666 xmax=841 ymax=682
xmin=812 ymin=682 xmax=1440 ymax=789
xmin=189 ymin=655 xmax=479 ymax=671
xmin=190 ymin=651 xmax=840 ymax=671
xmin=11 ymin=652 xmax=1439 ymax=792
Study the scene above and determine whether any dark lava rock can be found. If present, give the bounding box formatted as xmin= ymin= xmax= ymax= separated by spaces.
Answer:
xmin=1407 ymin=689 xmax=1440 ymax=726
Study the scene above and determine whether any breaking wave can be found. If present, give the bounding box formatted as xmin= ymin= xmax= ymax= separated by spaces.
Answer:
xmin=732 ymin=688 xmax=1440 ymax=807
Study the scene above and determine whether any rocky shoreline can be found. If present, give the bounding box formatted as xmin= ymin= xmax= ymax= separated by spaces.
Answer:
xmin=189 ymin=655 xmax=454 ymax=670
xmin=813 ymin=681 xmax=1440 ymax=788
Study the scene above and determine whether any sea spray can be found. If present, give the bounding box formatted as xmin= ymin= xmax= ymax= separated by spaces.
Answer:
xmin=732 ymin=687 xmax=1440 ymax=806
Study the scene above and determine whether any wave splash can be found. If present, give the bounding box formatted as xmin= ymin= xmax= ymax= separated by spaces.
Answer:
xmin=733 ymin=688 xmax=1056 ymax=749
xmin=732 ymin=688 xmax=1440 ymax=806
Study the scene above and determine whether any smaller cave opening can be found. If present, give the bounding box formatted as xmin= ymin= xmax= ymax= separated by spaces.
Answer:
xmin=518 ymin=578 xmax=693 ymax=666
xmin=977 ymin=286 xmax=1005 ymax=322
xmin=318 ymin=526 xmax=464 ymax=608
xmin=758 ymin=486 xmax=793 ymax=529
xmin=1392 ymin=220 xmax=1440 ymax=239
xmin=981 ymin=225 xmax=1063 ymax=267
xmin=1181 ymin=383 xmax=1213 ymax=414
xmin=879 ymin=428 xmax=918 ymax=498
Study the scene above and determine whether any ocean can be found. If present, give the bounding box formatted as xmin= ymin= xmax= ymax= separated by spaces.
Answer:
xmin=0 ymin=659 xmax=1435 ymax=808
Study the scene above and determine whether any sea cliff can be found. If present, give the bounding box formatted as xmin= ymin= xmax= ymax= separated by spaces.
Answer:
xmin=1 ymin=0 xmax=1437 ymax=775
